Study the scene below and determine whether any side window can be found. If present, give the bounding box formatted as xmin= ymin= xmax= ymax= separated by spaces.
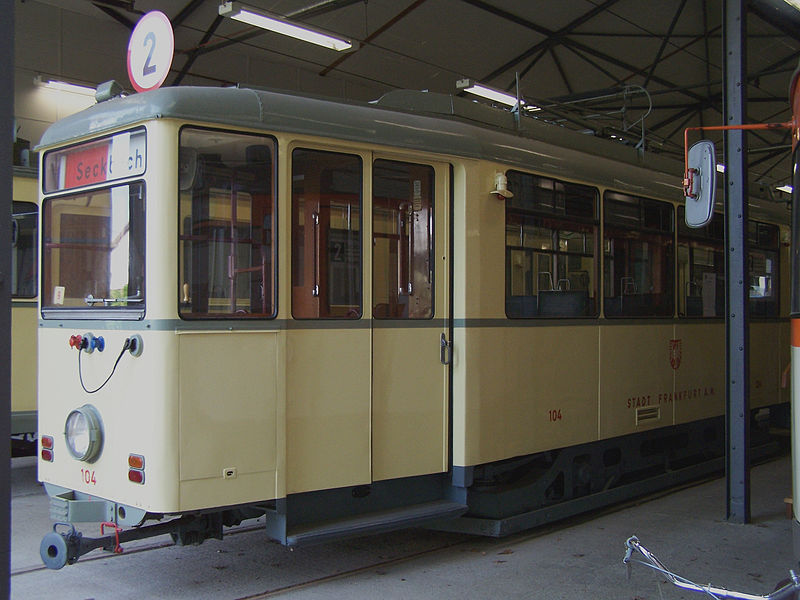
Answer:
xmin=748 ymin=221 xmax=779 ymax=317
xmin=372 ymin=159 xmax=434 ymax=319
xmin=505 ymin=171 xmax=599 ymax=318
xmin=292 ymin=148 xmax=362 ymax=319
xmin=603 ymin=192 xmax=674 ymax=317
xmin=677 ymin=207 xmax=724 ymax=317
xmin=178 ymin=128 xmax=276 ymax=319
xmin=12 ymin=201 xmax=37 ymax=298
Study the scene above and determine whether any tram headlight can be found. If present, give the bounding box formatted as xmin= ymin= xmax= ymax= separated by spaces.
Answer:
xmin=64 ymin=405 xmax=103 ymax=462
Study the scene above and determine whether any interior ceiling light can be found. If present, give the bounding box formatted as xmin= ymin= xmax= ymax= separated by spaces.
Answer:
xmin=783 ymin=0 xmax=800 ymax=10
xmin=456 ymin=79 xmax=540 ymax=111
xmin=219 ymin=1 xmax=353 ymax=51
xmin=777 ymin=184 xmax=793 ymax=193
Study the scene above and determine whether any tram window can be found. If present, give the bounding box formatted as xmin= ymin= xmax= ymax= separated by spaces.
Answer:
xmin=178 ymin=128 xmax=276 ymax=319
xmin=292 ymin=148 xmax=362 ymax=319
xmin=504 ymin=170 xmax=599 ymax=318
xmin=42 ymin=182 xmax=145 ymax=316
xmin=373 ymin=160 xmax=434 ymax=319
xmin=677 ymin=207 xmax=724 ymax=317
xmin=12 ymin=201 xmax=37 ymax=298
xmin=603 ymin=192 xmax=674 ymax=317
xmin=748 ymin=221 xmax=779 ymax=317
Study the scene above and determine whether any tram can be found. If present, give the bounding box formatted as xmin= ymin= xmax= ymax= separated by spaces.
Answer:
xmin=36 ymin=84 xmax=790 ymax=568
xmin=790 ymin=67 xmax=800 ymax=559
xmin=11 ymin=167 xmax=38 ymax=443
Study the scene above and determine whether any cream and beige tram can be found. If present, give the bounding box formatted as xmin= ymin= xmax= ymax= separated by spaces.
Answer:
xmin=36 ymin=85 xmax=789 ymax=568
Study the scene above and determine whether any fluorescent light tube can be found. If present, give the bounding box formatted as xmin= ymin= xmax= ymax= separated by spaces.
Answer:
xmin=219 ymin=2 xmax=352 ymax=51
xmin=464 ymin=83 xmax=519 ymax=107
xmin=36 ymin=77 xmax=96 ymax=96
xmin=456 ymin=79 xmax=540 ymax=111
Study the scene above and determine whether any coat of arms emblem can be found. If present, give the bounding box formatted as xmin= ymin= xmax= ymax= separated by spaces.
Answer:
xmin=669 ymin=339 xmax=682 ymax=370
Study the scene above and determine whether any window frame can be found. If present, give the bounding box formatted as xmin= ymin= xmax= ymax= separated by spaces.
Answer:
xmin=291 ymin=146 xmax=364 ymax=320
xmin=748 ymin=220 xmax=780 ymax=318
xmin=677 ymin=206 xmax=724 ymax=318
xmin=504 ymin=170 xmax=600 ymax=319
xmin=603 ymin=191 xmax=675 ymax=318
xmin=41 ymin=180 xmax=146 ymax=321
xmin=12 ymin=200 xmax=38 ymax=299
xmin=372 ymin=158 xmax=436 ymax=320
xmin=177 ymin=125 xmax=279 ymax=321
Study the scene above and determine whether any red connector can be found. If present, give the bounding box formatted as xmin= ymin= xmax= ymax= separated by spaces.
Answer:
xmin=100 ymin=522 xmax=124 ymax=554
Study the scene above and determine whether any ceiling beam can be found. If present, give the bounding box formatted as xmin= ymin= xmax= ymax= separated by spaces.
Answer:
xmin=172 ymin=15 xmax=224 ymax=86
xmin=293 ymin=0 xmax=365 ymax=19
xmin=320 ymin=0 xmax=428 ymax=76
xmin=749 ymin=0 xmax=800 ymax=44
xmin=172 ymin=0 xmax=205 ymax=28
xmin=549 ymin=48 xmax=573 ymax=94
xmin=458 ymin=0 xmax=623 ymax=88
xmin=462 ymin=0 xmax=716 ymax=113
xmin=92 ymin=3 xmax=136 ymax=29
xmin=559 ymin=44 xmax=625 ymax=86
xmin=643 ymin=0 xmax=688 ymax=88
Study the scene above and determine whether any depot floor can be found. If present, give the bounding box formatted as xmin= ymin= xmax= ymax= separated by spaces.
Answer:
xmin=10 ymin=453 xmax=797 ymax=599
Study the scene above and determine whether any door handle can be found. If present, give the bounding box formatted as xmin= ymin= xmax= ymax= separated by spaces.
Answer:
xmin=312 ymin=210 xmax=320 ymax=297
xmin=440 ymin=333 xmax=452 ymax=365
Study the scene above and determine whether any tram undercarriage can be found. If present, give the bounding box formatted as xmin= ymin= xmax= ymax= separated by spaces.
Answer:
xmin=40 ymin=409 xmax=783 ymax=569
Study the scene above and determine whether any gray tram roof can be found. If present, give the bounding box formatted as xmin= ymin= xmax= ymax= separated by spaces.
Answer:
xmin=36 ymin=85 xmax=788 ymax=223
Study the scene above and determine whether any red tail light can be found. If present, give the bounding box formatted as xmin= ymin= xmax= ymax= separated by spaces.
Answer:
xmin=41 ymin=436 xmax=54 ymax=461
xmin=128 ymin=453 xmax=145 ymax=484
xmin=128 ymin=469 xmax=144 ymax=484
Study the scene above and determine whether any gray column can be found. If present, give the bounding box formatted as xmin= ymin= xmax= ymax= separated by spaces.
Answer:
xmin=723 ymin=0 xmax=750 ymax=524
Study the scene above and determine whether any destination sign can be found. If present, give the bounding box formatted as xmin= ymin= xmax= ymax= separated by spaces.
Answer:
xmin=44 ymin=129 xmax=146 ymax=193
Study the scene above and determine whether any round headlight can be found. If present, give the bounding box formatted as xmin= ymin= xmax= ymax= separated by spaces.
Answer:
xmin=64 ymin=405 xmax=103 ymax=462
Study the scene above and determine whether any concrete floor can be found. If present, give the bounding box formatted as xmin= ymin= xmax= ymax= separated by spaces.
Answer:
xmin=10 ymin=454 xmax=796 ymax=599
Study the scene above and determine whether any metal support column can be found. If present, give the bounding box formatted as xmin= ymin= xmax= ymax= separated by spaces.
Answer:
xmin=0 ymin=0 xmax=14 ymax=595
xmin=723 ymin=0 xmax=750 ymax=524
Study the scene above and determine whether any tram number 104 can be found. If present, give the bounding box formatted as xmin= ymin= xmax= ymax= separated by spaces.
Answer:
xmin=80 ymin=469 xmax=97 ymax=485
xmin=548 ymin=409 xmax=563 ymax=422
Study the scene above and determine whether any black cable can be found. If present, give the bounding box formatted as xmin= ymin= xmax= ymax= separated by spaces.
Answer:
xmin=78 ymin=338 xmax=131 ymax=394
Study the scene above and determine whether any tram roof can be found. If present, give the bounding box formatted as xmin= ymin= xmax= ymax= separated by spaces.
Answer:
xmin=35 ymin=85 xmax=788 ymax=223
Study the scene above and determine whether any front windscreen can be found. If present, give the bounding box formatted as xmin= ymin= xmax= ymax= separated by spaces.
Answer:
xmin=42 ymin=182 xmax=145 ymax=318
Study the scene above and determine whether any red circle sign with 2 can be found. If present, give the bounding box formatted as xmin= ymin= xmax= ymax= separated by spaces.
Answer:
xmin=127 ymin=11 xmax=174 ymax=93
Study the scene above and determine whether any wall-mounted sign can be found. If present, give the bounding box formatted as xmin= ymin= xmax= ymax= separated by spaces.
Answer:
xmin=127 ymin=10 xmax=174 ymax=93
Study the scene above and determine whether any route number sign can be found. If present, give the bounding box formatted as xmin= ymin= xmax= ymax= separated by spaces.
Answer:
xmin=127 ymin=11 xmax=174 ymax=93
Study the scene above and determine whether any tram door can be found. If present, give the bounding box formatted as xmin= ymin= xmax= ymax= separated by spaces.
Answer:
xmin=371 ymin=158 xmax=450 ymax=481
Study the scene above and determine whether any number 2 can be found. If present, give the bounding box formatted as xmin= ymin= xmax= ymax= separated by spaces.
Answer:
xmin=142 ymin=31 xmax=157 ymax=77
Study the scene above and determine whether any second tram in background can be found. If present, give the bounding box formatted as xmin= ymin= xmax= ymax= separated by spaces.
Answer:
xmin=11 ymin=167 xmax=38 ymax=450
xmin=35 ymin=84 xmax=789 ymax=568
